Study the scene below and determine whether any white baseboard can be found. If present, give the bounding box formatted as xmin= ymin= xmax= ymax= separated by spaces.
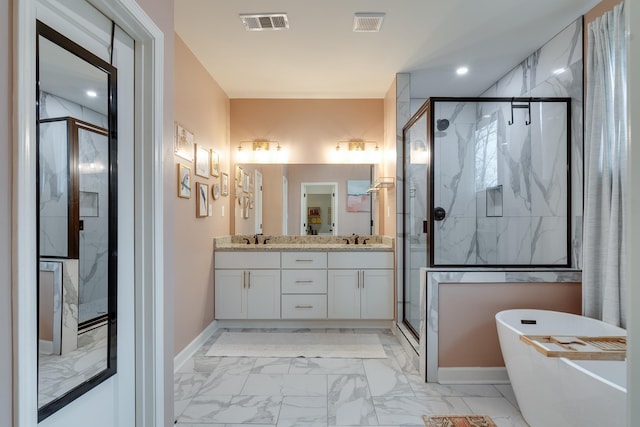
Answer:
xmin=174 ymin=320 xmax=219 ymax=373
xmin=39 ymin=339 xmax=53 ymax=355
xmin=437 ymin=367 xmax=510 ymax=384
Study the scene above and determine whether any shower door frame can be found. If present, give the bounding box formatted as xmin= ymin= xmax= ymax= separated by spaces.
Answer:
xmin=401 ymin=99 xmax=432 ymax=338
xmin=426 ymin=97 xmax=572 ymax=268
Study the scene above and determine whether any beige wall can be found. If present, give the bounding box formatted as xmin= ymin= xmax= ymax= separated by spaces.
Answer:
xmin=438 ymin=282 xmax=582 ymax=367
xmin=261 ymin=164 xmax=286 ymax=235
xmin=1 ymin=0 xmax=12 ymax=424
xmin=230 ymin=99 xmax=384 ymax=164
xmin=173 ymin=35 xmax=230 ymax=355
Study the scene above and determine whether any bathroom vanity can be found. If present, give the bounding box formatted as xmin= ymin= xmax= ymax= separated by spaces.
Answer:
xmin=213 ymin=236 xmax=394 ymax=321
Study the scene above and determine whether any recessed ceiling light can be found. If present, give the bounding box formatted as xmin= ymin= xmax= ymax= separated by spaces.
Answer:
xmin=86 ymin=90 xmax=97 ymax=98
xmin=456 ymin=66 xmax=469 ymax=76
xmin=553 ymin=68 xmax=566 ymax=75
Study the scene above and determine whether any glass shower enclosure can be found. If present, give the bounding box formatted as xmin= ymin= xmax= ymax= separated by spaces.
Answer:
xmin=402 ymin=97 xmax=571 ymax=335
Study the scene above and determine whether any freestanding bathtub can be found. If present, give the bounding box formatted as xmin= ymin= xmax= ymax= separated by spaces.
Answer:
xmin=495 ymin=309 xmax=627 ymax=427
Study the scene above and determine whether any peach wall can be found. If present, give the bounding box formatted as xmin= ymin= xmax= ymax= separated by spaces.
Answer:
xmin=230 ymin=99 xmax=383 ymax=164
xmin=584 ymin=0 xmax=621 ymax=24
xmin=173 ymin=35 xmax=230 ymax=355
xmin=438 ymin=282 xmax=582 ymax=367
xmin=261 ymin=164 xmax=286 ymax=235
xmin=1 ymin=0 xmax=11 ymax=423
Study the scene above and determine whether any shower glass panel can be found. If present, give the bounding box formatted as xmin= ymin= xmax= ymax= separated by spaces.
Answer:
xmin=78 ymin=126 xmax=109 ymax=323
xmin=431 ymin=98 xmax=570 ymax=266
xmin=402 ymin=105 xmax=430 ymax=335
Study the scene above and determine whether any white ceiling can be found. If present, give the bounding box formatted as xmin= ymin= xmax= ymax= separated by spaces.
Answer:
xmin=174 ymin=0 xmax=599 ymax=99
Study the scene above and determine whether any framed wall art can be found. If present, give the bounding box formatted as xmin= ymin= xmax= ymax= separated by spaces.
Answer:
xmin=177 ymin=163 xmax=191 ymax=198
xmin=221 ymin=173 xmax=229 ymax=196
xmin=195 ymin=144 xmax=210 ymax=178
xmin=210 ymin=150 xmax=220 ymax=177
xmin=212 ymin=182 xmax=220 ymax=200
xmin=174 ymin=123 xmax=194 ymax=161
xmin=196 ymin=182 xmax=208 ymax=217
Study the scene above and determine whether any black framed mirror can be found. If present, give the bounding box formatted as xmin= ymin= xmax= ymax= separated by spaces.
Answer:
xmin=36 ymin=21 xmax=118 ymax=421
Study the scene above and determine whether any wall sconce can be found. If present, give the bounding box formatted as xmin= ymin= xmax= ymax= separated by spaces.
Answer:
xmin=333 ymin=138 xmax=381 ymax=163
xmin=236 ymin=139 xmax=287 ymax=163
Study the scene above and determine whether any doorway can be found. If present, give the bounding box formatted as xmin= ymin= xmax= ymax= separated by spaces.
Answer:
xmin=300 ymin=182 xmax=337 ymax=235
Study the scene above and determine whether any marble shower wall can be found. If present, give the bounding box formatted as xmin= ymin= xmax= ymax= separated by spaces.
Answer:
xmin=480 ymin=18 xmax=583 ymax=268
xmin=39 ymin=91 xmax=110 ymax=322
xmin=432 ymin=99 xmax=570 ymax=265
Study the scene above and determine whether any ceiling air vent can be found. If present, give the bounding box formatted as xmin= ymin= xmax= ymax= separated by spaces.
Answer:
xmin=353 ymin=13 xmax=385 ymax=32
xmin=240 ymin=13 xmax=289 ymax=31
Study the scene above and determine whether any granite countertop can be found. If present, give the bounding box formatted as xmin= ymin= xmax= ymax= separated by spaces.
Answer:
xmin=214 ymin=235 xmax=394 ymax=252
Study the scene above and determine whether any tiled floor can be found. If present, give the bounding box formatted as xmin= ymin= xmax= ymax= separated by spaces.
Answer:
xmin=174 ymin=328 xmax=529 ymax=427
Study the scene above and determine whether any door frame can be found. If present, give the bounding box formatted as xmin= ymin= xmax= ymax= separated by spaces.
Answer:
xmin=13 ymin=0 xmax=166 ymax=426
xmin=300 ymin=182 xmax=338 ymax=235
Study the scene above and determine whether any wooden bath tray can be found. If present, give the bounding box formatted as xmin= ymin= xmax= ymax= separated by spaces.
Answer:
xmin=520 ymin=335 xmax=627 ymax=360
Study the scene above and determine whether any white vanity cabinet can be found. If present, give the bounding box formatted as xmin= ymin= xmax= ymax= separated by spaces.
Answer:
xmin=281 ymin=252 xmax=327 ymax=319
xmin=214 ymin=252 xmax=281 ymax=319
xmin=327 ymin=252 xmax=394 ymax=319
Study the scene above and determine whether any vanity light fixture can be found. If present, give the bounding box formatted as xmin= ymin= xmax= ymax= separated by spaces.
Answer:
xmin=236 ymin=139 xmax=287 ymax=163
xmin=334 ymin=139 xmax=381 ymax=163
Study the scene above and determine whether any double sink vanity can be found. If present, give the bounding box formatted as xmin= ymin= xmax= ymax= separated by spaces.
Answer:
xmin=213 ymin=235 xmax=395 ymax=321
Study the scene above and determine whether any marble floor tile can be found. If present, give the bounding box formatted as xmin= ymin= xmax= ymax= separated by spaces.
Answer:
xmin=363 ymin=358 xmax=414 ymax=397
xmin=211 ymin=357 xmax=257 ymax=376
xmin=328 ymin=374 xmax=377 ymax=426
xmin=289 ymin=358 xmax=365 ymax=375
xmin=494 ymin=384 xmax=519 ymax=409
xmin=180 ymin=395 xmax=282 ymax=424
xmin=277 ymin=396 xmax=327 ymax=427
xmin=252 ymin=358 xmax=293 ymax=374
xmin=372 ymin=396 xmax=472 ymax=425
xmin=241 ymin=374 xmax=327 ymax=396
xmin=461 ymin=396 xmax=522 ymax=418
xmin=174 ymin=372 xmax=208 ymax=418
xmin=175 ymin=330 xmax=528 ymax=427
xmin=197 ymin=371 xmax=248 ymax=396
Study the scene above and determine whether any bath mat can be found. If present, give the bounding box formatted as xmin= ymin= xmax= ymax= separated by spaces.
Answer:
xmin=422 ymin=415 xmax=497 ymax=427
xmin=205 ymin=332 xmax=386 ymax=358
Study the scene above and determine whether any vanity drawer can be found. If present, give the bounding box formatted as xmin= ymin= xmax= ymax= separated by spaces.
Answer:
xmin=281 ymin=295 xmax=327 ymax=319
xmin=281 ymin=252 xmax=327 ymax=269
xmin=282 ymin=270 xmax=327 ymax=294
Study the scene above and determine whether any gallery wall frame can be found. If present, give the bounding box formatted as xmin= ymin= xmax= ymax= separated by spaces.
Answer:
xmin=177 ymin=164 xmax=191 ymax=199
xmin=195 ymin=144 xmax=210 ymax=178
xmin=196 ymin=182 xmax=209 ymax=217
xmin=175 ymin=123 xmax=194 ymax=161
xmin=210 ymin=150 xmax=220 ymax=177
xmin=221 ymin=173 xmax=229 ymax=196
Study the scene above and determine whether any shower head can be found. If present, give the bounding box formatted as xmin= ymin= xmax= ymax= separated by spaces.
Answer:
xmin=436 ymin=119 xmax=450 ymax=131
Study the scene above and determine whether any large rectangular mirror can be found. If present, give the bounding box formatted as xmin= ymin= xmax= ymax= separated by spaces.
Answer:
xmin=37 ymin=21 xmax=118 ymax=421
xmin=233 ymin=163 xmax=375 ymax=236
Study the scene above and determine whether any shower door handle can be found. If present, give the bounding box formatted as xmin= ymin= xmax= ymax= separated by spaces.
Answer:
xmin=434 ymin=207 xmax=446 ymax=221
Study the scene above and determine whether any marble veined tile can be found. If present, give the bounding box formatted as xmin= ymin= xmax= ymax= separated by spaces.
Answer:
xmin=240 ymin=374 xmax=327 ymax=397
xmin=179 ymin=395 xmax=282 ymax=425
xmin=197 ymin=371 xmax=248 ymax=396
xmin=277 ymin=396 xmax=327 ymax=427
xmin=211 ymin=357 xmax=257 ymax=376
xmin=328 ymin=374 xmax=377 ymax=426
xmin=174 ymin=373 xmax=208 ymax=418
xmin=252 ymin=357 xmax=292 ymax=374
xmin=405 ymin=374 xmax=501 ymax=399
xmin=289 ymin=358 xmax=365 ymax=375
xmin=494 ymin=384 xmax=519 ymax=410
xmin=461 ymin=397 xmax=522 ymax=419
xmin=363 ymin=358 xmax=414 ymax=397
xmin=372 ymin=396 xmax=471 ymax=425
